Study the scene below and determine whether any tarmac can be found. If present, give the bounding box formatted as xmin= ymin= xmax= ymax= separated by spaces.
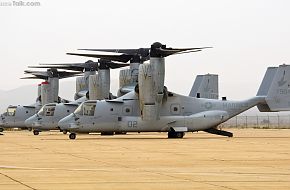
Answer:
xmin=0 ymin=129 xmax=289 ymax=190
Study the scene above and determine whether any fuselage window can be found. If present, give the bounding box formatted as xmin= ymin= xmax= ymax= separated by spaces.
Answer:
xmin=170 ymin=104 xmax=180 ymax=115
xmin=122 ymin=106 xmax=132 ymax=115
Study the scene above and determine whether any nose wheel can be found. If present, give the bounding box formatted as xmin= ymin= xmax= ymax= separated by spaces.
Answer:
xmin=33 ymin=130 xmax=40 ymax=135
xmin=69 ymin=133 xmax=76 ymax=140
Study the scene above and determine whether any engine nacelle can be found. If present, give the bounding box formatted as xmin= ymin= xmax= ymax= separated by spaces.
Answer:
xmin=48 ymin=77 xmax=59 ymax=103
xmin=41 ymin=78 xmax=59 ymax=105
xmin=89 ymin=70 xmax=110 ymax=100
xmin=119 ymin=69 xmax=133 ymax=88
xmin=41 ymin=82 xmax=52 ymax=105
xmin=150 ymin=57 xmax=165 ymax=103
xmin=89 ymin=74 xmax=98 ymax=100
xmin=138 ymin=63 xmax=158 ymax=120
xmin=76 ymin=77 xmax=86 ymax=95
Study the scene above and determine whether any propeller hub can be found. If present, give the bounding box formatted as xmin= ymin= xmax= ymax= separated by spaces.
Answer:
xmin=150 ymin=42 xmax=165 ymax=58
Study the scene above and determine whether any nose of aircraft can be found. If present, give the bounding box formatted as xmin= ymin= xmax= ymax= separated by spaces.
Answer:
xmin=0 ymin=116 xmax=4 ymax=127
xmin=58 ymin=114 xmax=74 ymax=131
xmin=25 ymin=114 xmax=38 ymax=128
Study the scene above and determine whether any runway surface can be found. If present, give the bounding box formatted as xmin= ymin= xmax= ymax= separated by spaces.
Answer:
xmin=0 ymin=129 xmax=290 ymax=190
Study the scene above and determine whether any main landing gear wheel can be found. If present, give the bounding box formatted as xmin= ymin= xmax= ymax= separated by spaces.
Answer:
xmin=168 ymin=131 xmax=184 ymax=138
xmin=101 ymin=132 xmax=114 ymax=136
xmin=33 ymin=130 xmax=39 ymax=135
xmin=69 ymin=133 xmax=76 ymax=139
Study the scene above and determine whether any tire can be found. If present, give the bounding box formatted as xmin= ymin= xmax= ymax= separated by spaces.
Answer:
xmin=176 ymin=132 xmax=184 ymax=138
xmin=33 ymin=130 xmax=39 ymax=135
xmin=168 ymin=131 xmax=184 ymax=138
xmin=101 ymin=132 xmax=114 ymax=136
xmin=69 ymin=133 xmax=76 ymax=139
xmin=63 ymin=130 xmax=67 ymax=135
xmin=0 ymin=128 xmax=3 ymax=132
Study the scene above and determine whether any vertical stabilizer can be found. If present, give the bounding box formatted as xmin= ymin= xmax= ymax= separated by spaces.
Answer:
xmin=189 ymin=74 xmax=218 ymax=99
xmin=264 ymin=64 xmax=290 ymax=111
xmin=256 ymin=67 xmax=278 ymax=112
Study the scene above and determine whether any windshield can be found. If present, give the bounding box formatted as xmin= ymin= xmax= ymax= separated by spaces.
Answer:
xmin=74 ymin=101 xmax=96 ymax=116
xmin=7 ymin=107 xmax=16 ymax=116
xmin=38 ymin=106 xmax=44 ymax=116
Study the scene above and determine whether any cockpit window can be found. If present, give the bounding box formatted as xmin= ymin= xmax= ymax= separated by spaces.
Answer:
xmin=45 ymin=106 xmax=55 ymax=116
xmin=74 ymin=104 xmax=83 ymax=115
xmin=74 ymin=101 xmax=96 ymax=116
xmin=83 ymin=102 xmax=96 ymax=116
xmin=38 ymin=105 xmax=56 ymax=116
xmin=38 ymin=107 xmax=44 ymax=116
xmin=7 ymin=107 xmax=16 ymax=116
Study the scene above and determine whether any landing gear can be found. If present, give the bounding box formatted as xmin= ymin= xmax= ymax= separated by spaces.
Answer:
xmin=204 ymin=128 xmax=233 ymax=137
xmin=33 ymin=130 xmax=39 ymax=135
xmin=0 ymin=128 xmax=3 ymax=132
xmin=168 ymin=131 xmax=185 ymax=138
xmin=114 ymin=132 xmax=127 ymax=135
xmin=63 ymin=130 xmax=67 ymax=134
xmin=69 ymin=133 xmax=76 ymax=139
xmin=28 ymin=128 xmax=32 ymax=132
xmin=101 ymin=132 xmax=114 ymax=136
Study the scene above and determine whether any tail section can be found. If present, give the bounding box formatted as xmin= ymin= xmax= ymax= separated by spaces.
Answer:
xmin=256 ymin=67 xmax=278 ymax=112
xmin=189 ymin=74 xmax=218 ymax=99
xmin=257 ymin=64 xmax=290 ymax=111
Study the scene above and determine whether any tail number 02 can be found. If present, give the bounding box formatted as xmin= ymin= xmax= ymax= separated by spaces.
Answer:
xmin=128 ymin=121 xmax=137 ymax=128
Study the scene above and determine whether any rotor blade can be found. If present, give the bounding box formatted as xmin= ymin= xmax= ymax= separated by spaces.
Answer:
xmin=157 ymin=47 xmax=211 ymax=57
xmin=67 ymin=53 xmax=133 ymax=63
xmin=173 ymin=49 xmax=202 ymax=55
xmin=28 ymin=65 xmax=85 ymax=72
xmin=78 ymin=48 xmax=150 ymax=55
xmin=23 ymin=69 xmax=82 ymax=80
xmin=107 ymin=62 xmax=130 ymax=69
xmin=20 ymin=76 xmax=40 ymax=79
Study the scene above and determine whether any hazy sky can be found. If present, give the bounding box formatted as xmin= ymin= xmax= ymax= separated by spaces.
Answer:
xmin=1 ymin=0 xmax=290 ymax=100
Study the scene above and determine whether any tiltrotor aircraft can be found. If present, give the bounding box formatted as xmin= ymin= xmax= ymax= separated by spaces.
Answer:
xmin=58 ymin=42 xmax=290 ymax=139
xmin=25 ymin=59 xmax=129 ymax=135
xmin=0 ymin=69 xmax=81 ymax=132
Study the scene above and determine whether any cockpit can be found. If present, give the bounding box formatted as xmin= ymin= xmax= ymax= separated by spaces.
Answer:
xmin=7 ymin=107 xmax=17 ymax=116
xmin=74 ymin=101 xmax=97 ymax=116
xmin=38 ymin=104 xmax=56 ymax=117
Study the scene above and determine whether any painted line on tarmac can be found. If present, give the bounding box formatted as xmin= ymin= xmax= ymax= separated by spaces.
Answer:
xmin=0 ymin=171 xmax=37 ymax=190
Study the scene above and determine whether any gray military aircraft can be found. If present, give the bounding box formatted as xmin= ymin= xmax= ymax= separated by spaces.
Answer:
xmin=0 ymin=69 xmax=81 ymax=133
xmin=25 ymin=59 xmax=129 ymax=135
xmin=58 ymin=42 xmax=290 ymax=139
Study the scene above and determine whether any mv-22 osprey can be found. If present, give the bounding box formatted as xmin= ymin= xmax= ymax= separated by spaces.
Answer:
xmin=59 ymin=42 xmax=290 ymax=139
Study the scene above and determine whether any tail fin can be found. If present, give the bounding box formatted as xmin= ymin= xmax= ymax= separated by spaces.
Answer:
xmin=256 ymin=67 xmax=278 ymax=112
xmin=189 ymin=74 xmax=218 ymax=99
xmin=258 ymin=64 xmax=290 ymax=112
